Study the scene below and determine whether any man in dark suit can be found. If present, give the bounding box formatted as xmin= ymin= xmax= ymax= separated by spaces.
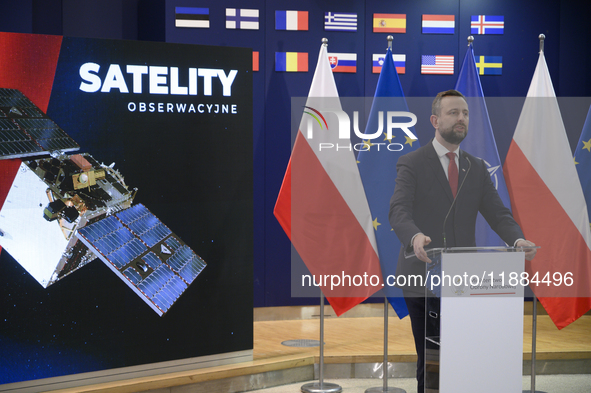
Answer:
xmin=389 ymin=90 xmax=536 ymax=393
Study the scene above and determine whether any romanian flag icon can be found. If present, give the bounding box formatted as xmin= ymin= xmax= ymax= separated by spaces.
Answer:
xmin=373 ymin=13 xmax=406 ymax=33
xmin=275 ymin=52 xmax=308 ymax=72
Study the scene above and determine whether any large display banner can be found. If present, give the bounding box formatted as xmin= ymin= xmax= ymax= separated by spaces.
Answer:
xmin=0 ymin=32 xmax=253 ymax=388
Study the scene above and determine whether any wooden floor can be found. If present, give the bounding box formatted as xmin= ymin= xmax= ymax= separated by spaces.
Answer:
xmin=254 ymin=311 xmax=591 ymax=363
xmin=50 ymin=304 xmax=591 ymax=392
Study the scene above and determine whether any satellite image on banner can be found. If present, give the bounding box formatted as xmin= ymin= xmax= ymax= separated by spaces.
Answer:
xmin=0 ymin=87 xmax=206 ymax=316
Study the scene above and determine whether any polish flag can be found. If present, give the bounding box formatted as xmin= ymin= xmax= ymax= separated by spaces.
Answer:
xmin=274 ymin=42 xmax=382 ymax=316
xmin=504 ymin=50 xmax=591 ymax=329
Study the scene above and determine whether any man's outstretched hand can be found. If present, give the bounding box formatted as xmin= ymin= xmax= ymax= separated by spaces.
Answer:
xmin=413 ymin=233 xmax=432 ymax=263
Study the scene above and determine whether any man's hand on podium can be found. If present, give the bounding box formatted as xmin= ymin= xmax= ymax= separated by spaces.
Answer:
xmin=413 ymin=233 xmax=432 ymax=263
xmin=516 ymin=239 xmax=537 ymax=261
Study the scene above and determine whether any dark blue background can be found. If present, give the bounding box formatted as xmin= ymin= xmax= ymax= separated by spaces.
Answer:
xmin=1 ymin=0 xmax=590 ymax=309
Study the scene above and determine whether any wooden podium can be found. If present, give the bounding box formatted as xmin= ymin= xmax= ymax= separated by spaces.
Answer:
xmin=423 ymin=247 xmax=525 ymax=393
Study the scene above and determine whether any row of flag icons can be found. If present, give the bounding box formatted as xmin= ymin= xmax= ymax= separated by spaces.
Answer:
xmin=259 ymin=52 xmax=502 ymax=75
xmin=175 ymin=7 xmax=504 ymax=35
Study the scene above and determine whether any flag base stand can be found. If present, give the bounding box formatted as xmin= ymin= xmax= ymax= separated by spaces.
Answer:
xmin=301 ymin=382 xmax=342 ymax=393
xmin=301 ymin=295 xmax=342 ymax=393
xmin=522 ymin=296 xmax=547 ymax=393
xmin=365 ymin=298 xmax=406 ymax=393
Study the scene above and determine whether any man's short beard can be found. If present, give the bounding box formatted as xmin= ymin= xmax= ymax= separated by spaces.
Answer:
xmin=440 ymin=125 xmax=467 ymax=145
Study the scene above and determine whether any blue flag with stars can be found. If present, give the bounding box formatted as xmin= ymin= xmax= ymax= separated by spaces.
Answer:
xmin=574 ymin=105 xmax=591 ymax=228
xmin=357 ymin=46 xmax=420 ymax=319
xmin=454 ymin=42 xmax=511 ymax=246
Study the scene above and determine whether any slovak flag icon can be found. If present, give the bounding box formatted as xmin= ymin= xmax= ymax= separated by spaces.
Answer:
xmin=328 ymin=53 xmax=357 ymax=73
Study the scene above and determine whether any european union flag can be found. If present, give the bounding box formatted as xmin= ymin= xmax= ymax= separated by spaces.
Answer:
xmin=357 ymin=46 xmax=420 ymax=319
xmin=455 ymin=42 xmax=511 ymax=246
xmin=574 ymin=105 xmax=591 ymax=227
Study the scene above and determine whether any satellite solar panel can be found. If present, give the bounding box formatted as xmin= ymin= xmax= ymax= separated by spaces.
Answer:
xmin=165 ymin=236 xmax=182 ymax=251
xmin=0 ymin=128 xmax=25 ymax=142
xmin=143 ymin=252 xmax=163 ymax=269
xmin=0 ymin=119 xmax=17 ymax=130
xmin=15 ymin=118 xmax=79 ymax=153
xmin=123 ymin=267 xmax=143 ymax=285
xmin=82 ymin=215 xmax=122 ymax=243
xmin=0 ymin=97 xmax=31 ymax=108
xmin=76 ymin=203 xmax=206 ymax=316
xmin=167 ymin=245 xmax=207 ymax=283
xmin=0 ymin=117 xmax=44 ymax=156
xmin=0 ymin=140 xmax=44 ymax=157
xmin=0 ymin=88 xmax=79 ymax=159
xmin=117 ymin=204 xmax=173 ymax=248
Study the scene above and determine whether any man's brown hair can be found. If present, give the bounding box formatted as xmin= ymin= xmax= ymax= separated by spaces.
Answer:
xmin=432 ymin=89 xmax=467 ymax=116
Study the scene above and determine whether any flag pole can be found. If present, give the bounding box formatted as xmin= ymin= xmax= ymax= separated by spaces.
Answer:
xmin=364 ymin=35 xmax=406 ymax=393
xmin=301 ymin=39 xmax=342 ymax=393
xmin=364 ymin=297 xmax=406 ymax=393
xmin=526 ymin=296 xmax=546 ymax=392
xmin=301 ymin=293 xmax=342 ymax=393
xmin=523 ymin=34 xmax=546 ymax=393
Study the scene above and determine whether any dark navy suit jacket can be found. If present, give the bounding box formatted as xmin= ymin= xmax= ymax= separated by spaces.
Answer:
xmin=389 ymin=140 xmax=524 ymax=293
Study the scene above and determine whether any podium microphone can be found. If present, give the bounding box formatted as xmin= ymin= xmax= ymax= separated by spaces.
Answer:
xmin=442 ymin=156 xmax=471 ymax=249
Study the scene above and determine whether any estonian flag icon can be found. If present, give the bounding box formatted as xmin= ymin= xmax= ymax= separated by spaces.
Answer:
xmin=175 ymin=7 xmax=210 ymax=29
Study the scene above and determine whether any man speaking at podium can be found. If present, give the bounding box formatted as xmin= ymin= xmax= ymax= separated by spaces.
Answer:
xmin=389 ymin=90 xmax=536 ymax=393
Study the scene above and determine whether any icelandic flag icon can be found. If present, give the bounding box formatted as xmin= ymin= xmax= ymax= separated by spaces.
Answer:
xmin=471 ymin=15 xmax=504 ymax=35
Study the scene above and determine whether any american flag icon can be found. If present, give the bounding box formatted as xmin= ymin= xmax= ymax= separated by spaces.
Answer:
xmin=421 ymin=55 xmax=454 ymax=75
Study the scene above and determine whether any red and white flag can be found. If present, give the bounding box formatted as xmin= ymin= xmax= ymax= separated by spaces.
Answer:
xmin=274 ymin=43 xmax=382 ymax=316
xmin=504 ymin=50 xmax=591 ymax=329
